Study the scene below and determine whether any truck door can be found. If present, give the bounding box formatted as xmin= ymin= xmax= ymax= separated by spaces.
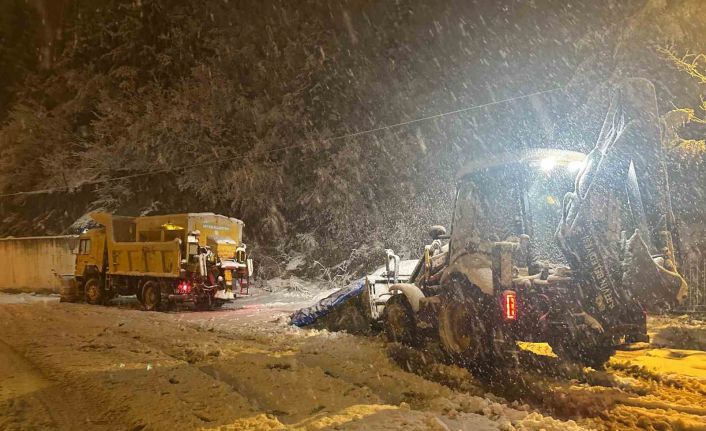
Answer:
xmin=75 ymin=237 xmax=92 ymax=276
xmin=75 ymin=230 xmax=106 ymax=277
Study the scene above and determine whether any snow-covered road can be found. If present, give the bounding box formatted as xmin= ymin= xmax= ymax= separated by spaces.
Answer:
xmin=0 ymin=290 xmax=703 ymax=430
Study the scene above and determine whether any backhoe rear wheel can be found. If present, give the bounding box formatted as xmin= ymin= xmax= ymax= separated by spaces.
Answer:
xmin=438 ymin=281 xmax=491 ymax=366
xmin=382 ymin=294 xmax=417 ymax=346
xmin=140 ymin=280 xmax=161 ymax=311
xmin=84 ymin=278 xmax=103 ymax=305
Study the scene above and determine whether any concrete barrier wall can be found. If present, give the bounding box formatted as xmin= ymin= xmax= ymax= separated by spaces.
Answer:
xmin=0 ymin=236 xmax=78 ymax=292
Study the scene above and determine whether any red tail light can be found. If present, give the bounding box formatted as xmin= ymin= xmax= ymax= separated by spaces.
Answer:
xmin=178 ymin=281 xmax=191 ymax=294
xmin=502 ymin=290 xmax=517 ymax=320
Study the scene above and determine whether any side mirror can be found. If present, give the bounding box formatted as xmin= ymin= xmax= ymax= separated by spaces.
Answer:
xmin=67 ymin=237 xmax=79 ymax=253
xmin=429 ymin=225 xmax=447 ymax=240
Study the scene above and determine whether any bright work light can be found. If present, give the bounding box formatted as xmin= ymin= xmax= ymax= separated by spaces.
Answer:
xmin=539 ymin=157 xmax=556 ymax=172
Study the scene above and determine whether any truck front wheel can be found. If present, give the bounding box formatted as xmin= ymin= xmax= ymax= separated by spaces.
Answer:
xmin=84 ymin=278 xmax=103 ymax=305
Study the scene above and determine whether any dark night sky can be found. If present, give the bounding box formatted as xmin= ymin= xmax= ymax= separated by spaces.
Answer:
xmin=0 ymin=0 xmax=704 ymax=244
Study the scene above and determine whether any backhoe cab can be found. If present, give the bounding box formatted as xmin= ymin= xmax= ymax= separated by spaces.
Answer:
xmin=437 ymin=149 xmax=638 ymax=368
xmin=385 ymin=150 xmax=630 ymax=366
xmin=384 ymin=149 xmax=651 ymax=368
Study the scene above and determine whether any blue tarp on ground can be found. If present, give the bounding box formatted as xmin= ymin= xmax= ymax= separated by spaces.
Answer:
xmin=290 ymin=279 xmax=365 ymax=327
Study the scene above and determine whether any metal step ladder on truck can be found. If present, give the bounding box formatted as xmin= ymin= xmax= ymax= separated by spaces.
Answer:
xmin=62 ymin=212 xmax=253 ymax=310
xmin=380 ymin=79 xmax=688 ymax=369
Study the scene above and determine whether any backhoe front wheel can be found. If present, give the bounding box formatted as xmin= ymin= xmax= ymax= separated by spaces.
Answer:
xmin=140 ymin=280 xmax=161 ymax=311
xmin=84 ymin=278 xmax=103 ymax=305
xmin=382 ymin=294 xmax=417 ymax=346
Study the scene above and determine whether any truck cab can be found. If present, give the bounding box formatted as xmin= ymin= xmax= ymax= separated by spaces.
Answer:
xmin=74 ymin=227 xmax=106 ymax=288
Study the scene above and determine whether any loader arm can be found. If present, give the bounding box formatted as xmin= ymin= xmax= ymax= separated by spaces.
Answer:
xmin=556 ymin=78 xmax=687 ymax=310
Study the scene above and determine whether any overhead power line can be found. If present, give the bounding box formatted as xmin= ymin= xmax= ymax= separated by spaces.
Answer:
xmin=0 ymin=84 xmax=563 ymax=198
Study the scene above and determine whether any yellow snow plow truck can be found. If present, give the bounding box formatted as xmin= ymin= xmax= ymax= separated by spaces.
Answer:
xmin=62 ymin=212 xmax=251 ymax=310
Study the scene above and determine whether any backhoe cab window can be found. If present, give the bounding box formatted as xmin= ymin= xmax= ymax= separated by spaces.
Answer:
xmin=451 ymin=161 xmax=575 ymax=263
xmin=78 ymin=239 xmax=91 ymax=255
xmin=524 ymin=164 xmax=575 ymax=263
xmin=451 ymin=167 xmax=523 ymax=255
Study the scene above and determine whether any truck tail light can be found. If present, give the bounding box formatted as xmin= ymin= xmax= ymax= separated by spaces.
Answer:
xmin=178 ymin=281 xmax=191 ymax=294
xmin=502 ymin=290 xmax=517 ymax=321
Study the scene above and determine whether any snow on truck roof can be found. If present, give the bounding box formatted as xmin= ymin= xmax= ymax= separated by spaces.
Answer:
xmin=89 ymin=212 xmax=245 ymax=226
xmin=0 ymin=235 xmax=79 ymax=241
xmin=456 ymin=148 xmax=586 ymax=180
